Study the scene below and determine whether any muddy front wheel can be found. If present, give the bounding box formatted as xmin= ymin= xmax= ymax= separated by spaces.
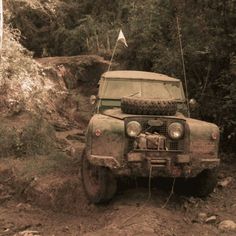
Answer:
xmin=192 ymin=169 xmax=218 ymax=197
xmin=174 ymin=169 xmax=218 ymax=197
xmin=81 ymin=151 xmax=117 ymax=204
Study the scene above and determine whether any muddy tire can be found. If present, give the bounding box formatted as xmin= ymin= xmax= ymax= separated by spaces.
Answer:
xmin=174 ymin=169 xmax=218 ymax=197
xmin=192 ymin=169 xmax=218 ymax=197
xmin=121 ymin=97 xmax=177 ymax=115
xmin=81 ymin=150 xmax=117 ymax=204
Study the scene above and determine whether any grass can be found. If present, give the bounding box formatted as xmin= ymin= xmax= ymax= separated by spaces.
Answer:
xmin=0 ymin=125 xmax=19 ymax=158
xmin=18 ymin=153 xmax=72 ymax=177
xmin=0 ymin=152 xmax=77 ymax=179
xmin=20 ymin=116 xmax=56 ymax=156
xmin=0 ymin=115 xmax=57 ymax=158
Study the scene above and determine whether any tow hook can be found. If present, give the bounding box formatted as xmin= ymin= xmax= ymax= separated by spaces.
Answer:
xmin=171 ymin=166 xmax=182 ymax=177
xmin=183 ymin=165 xmax=191 ymax=177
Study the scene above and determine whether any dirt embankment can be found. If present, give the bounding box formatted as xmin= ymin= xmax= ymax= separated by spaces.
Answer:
xmin=36 ymin=55 xmax=109 ymax=127
xmin=36 ymin=55 xmax=109 ymax=126
xmin=0 ymin=31 xmax=109 ymax=157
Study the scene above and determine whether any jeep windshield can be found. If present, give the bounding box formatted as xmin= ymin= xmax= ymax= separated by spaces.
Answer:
xmin=99 ymin=78 xmax=185 ymax=100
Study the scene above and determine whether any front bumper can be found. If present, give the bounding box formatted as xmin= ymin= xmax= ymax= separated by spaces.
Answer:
xmin=128 ymin=151 xmax=191 ymax=164
xmin=126 ymin=151 xmax=220 ymax=177
xmin=88 ymin=151 xmax=220 ymax=178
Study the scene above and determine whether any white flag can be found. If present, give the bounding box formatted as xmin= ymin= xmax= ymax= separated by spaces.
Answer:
xmin=0 ymin=0 xmax=3 ymax=49
xmin=117 ymin=29 xmax=128 ymax=47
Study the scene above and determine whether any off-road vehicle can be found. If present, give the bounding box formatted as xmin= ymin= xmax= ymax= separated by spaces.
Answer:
xmin=81 ymin=71 xmax=220 ymax=203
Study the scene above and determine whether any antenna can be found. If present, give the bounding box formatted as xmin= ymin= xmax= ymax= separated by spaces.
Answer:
xmin=108 ymin=40 xmax=118 ymax=71
xmin=176 ymin=15 xmax=190 ymax=117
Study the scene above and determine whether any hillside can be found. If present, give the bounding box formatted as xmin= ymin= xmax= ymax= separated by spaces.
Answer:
xmin=0 ymin=25 xmax=109 ymax=158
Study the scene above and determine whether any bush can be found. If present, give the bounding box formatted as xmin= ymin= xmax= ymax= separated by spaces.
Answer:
xmin=0 ymin=116 xmax=56 ymax=158
xmin=20 ymin=116 xmax=56 ymax=156
xmin=0 ymin=125 xmax=19 ymax=158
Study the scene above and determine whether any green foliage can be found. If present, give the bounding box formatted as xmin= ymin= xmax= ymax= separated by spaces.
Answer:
xmin=20 ymin=116 xmax=56 ymax=156
xmin=0 ymin=116 xmax=56 ymax=158
xmin=0 ymin=27 xmax=39 ymax=83
xmin=9 ymin=1 xmax=54 ymax=56
xmin=18 ymin=152 xmax=70 ymax=177
xmin=0 ymin=125 xmax=19 ymax=158
xmin=120 ymin=0 xmax=236 ymax=152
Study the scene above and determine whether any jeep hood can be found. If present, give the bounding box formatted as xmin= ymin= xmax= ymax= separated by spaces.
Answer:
xmin=102 ymin=108 xmax=219 ymax=134
xmin=102 ymin=108 xmax=185 ymax=120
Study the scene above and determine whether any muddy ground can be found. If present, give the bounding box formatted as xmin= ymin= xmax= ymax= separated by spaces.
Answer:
xmin=0 ymin=133 xmax=236 ymax=236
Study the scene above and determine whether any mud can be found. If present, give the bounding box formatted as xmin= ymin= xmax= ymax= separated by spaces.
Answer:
xmin=0 ymin=153 xmax=236 ymax=236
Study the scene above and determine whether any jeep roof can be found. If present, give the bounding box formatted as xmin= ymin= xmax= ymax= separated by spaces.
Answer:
xmin=102 ymin=70 xmax=179 ymax=82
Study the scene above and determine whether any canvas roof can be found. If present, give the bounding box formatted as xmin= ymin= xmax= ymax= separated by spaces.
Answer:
xmin=102 ymin=70 xmax=179 ymax=82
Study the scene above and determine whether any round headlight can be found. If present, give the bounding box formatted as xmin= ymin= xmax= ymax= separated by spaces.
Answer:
xmin=168 ymin=122 xmax=184 ymax=139
xmin=126 ymin=121 xmax=142 ymax=137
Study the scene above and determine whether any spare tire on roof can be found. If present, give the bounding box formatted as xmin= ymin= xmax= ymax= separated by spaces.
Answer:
xmin=121 ymin=97 xmax=177 ymax=115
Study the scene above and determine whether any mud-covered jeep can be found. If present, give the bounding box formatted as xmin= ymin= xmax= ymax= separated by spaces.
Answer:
xmin=82 ymin=71 xmax=220 ymax=203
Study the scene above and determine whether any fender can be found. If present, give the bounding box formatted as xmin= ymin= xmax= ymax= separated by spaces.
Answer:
xmin=185 ymin=118 xmax=220 ymax=175
xmin=86 ymin=114 xmax=125 ymax=168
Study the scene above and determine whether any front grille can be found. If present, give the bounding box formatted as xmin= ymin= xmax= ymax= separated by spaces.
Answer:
xmin=169 ymin=141 xmax=179 ymax=151
xmin=152 ymin=125 xmax=168 ymax=136
xmin=141 ymin=121 xmax=168 ymax=135
xmin=126 ymin=117 xmax=185 ymax=152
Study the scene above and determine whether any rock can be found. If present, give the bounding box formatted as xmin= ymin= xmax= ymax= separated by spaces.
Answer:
xmin=198 ymin=212 xmax=207 ymax=222
xmin=218 ymin=177 xmax=233 ymax=188
xmin=219 ymin=220 xmax=236 ymax=231
xmin=16 ymin=203 xmax=32 ymax=211
xmin=218 ymin=173 xmax=225 ymax=179
xmin=187 ymin=197 xmax=197 ymax=204
xmin=69 ymin=147 xmax=76 ymax=157
xmin=62 ymin=226 xmax=70 ymax=232
xmin=66 ymin=132 xmax=85 ymax=141
xmin=205 ymin=215 xmax=217 ymax=223
xmin=53 ymin=122 xmax=70 ymax=131
xmin=0 ymin=194 xmax=12 ymax=203
xmin=15 ymin=230 xmax=41 ymax=236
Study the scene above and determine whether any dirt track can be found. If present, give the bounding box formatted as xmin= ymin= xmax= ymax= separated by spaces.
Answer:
xmin=0 ymin=151 xmax=236 ymax=236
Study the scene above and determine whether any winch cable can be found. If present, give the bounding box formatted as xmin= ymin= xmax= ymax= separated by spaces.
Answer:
xmin=117 ymin=167 xmax=177 ymax=229
xmin=161 ymin=177 xmax=176 ymax=209
xmin=118 ymin=165 xmax=153 ymax=229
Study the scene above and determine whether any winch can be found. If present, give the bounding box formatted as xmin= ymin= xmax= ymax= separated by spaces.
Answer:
xmin=135 ymin=132 xmax=167 ymax=151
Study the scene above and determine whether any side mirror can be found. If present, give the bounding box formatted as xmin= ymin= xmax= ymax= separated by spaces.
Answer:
xmin=90 ymin=95 xmax=97 ymax=105
xmin=189 ymin=98 xmax=198 ymax=110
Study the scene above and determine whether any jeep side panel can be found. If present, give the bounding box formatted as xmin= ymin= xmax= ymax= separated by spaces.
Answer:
xmin=86 ymin=114 xmax=125 ymax=169
xmin=186 ymin=118 xmax=220 ymax=175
